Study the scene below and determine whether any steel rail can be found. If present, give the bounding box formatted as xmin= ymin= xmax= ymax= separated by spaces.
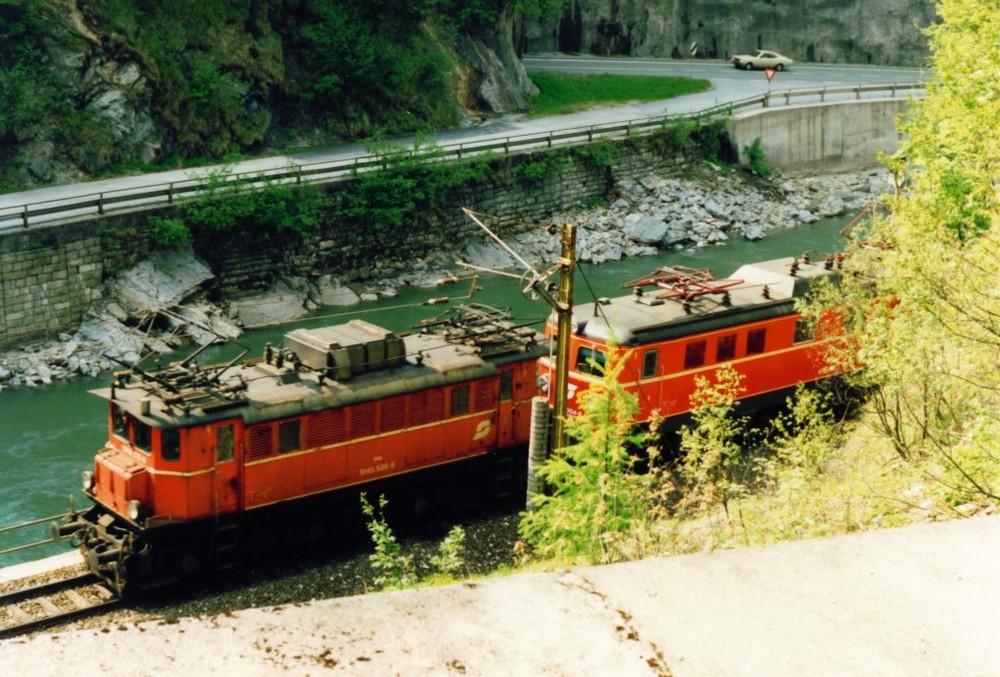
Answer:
xmin=0 ymin=572 xmax=122 ymax=639
xmin=0 ymin=572 xmax=97 ymax=605
xmin=0 ymin=82 xmax=924 ymax=231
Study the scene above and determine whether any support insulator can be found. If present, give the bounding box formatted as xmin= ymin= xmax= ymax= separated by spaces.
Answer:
xmin=526 ymin=397 xmax=551 ymax=509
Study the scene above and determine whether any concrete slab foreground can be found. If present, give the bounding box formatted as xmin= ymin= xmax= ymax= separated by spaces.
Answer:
xmin=584 ymin=516 xmax=1000 ymax=676
xmin=1 ymin=516 xmax=997 ymax=676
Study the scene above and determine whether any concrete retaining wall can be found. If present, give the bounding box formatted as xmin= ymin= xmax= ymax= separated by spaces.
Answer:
xmin=727 ymin=99 xmax=909 ymax=175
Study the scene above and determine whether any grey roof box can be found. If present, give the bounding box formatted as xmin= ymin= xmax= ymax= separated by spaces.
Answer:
xmin=284 ymin=320 xmax=405 ymax=380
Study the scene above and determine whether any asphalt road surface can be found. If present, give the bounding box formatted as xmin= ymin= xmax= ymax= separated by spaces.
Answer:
xmin=0 ymin=54 xmax=927 ymax=230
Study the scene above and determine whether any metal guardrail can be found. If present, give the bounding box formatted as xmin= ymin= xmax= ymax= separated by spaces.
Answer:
xmin=0 ymin=82 xmax=924 ymax=231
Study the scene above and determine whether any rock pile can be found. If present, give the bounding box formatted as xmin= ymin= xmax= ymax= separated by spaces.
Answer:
xmin=453 ymin=167 xmax=887 ymax=270
xmin=0 ymin=168 xmax=888 ymax=390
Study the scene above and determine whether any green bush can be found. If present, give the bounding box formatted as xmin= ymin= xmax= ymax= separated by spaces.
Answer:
xmin=429 ymin=525 xmax=468 ymax=577
xmin=676 ymin=365 xmax=752 ymax=516
xmin=743 ymin=137 xmax=773 ymax=177
xmin=148 ymin=216 xmax=191 ymax=249
xmin=0 ymin=5 xmax=61 ymax=145
xmin=573 ymin=140 xmax=617 ymax=168
xmin=513 ymin=152 xmax=570 ymax=183
xmin=360 ymin=493 xmax=415 ymax=590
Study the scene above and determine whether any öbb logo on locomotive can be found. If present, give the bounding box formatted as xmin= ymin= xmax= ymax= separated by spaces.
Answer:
xmin=52 ymin=253 xmax=849 ymax=596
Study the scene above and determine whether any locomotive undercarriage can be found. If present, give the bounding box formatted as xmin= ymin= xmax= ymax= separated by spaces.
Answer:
xmin=52 ymin=446 xmax=527 ymax=596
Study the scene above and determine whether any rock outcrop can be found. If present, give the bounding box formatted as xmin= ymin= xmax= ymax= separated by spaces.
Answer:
xmin=2 ymin=3 xmax=536 ymax=186
xmin=522 ymin=0 xmax=935 ymax=66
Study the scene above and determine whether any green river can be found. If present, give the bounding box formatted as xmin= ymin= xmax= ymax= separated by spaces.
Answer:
xmin=0 ymin=216 xmax=849 ymax=564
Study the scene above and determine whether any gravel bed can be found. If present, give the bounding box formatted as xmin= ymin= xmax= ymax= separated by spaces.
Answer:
xmin=3 ymin=514 xmax=521 ymax=637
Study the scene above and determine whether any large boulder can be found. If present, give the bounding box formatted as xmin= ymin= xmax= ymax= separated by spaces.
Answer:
xmin=622 ymin=213 xmax=668 ymax=244
xmin=228 ymin=281 xmax=310 ymax=329
xmin=108 ymin=249 xmax=214 ymax=316
xmin=314 ymin=275 xmax=362 ymax=307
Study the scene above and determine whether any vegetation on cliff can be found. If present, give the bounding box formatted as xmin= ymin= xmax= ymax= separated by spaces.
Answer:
xmin=0 ymin=0 xmax=567 ymax=188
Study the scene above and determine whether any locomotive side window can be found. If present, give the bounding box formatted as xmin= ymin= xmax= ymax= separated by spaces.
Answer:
xmin=576 ymin=347 xmax=607 ymax=375
xmin=279 ymin=420 xmax=301 ymax=453
xmin=684 ymin=340 xmax=707 ymax=369
xmin=112 ymin=404 xmax=128 ymax=439
xmin=794 ymin=318 xmax=815 ymax=343
xmin=451 ymin=385 xmax=470 ymax=416
xmin=641 ymin=350 xmax=659 ymax=378
xmin=747 ymin=328 xmax=767 ymax=355
xmin=499 ymin=370 xmax=514 ymax=402
xmin=133 ymin=419 xmax=152 ymax=453
xmin=216 ymin=425 xmax=234 ymax=462
xmin=161 ymin=428 xmax=181 ymax=462
xmin=716 ymin=334 xmax=737 ymax=362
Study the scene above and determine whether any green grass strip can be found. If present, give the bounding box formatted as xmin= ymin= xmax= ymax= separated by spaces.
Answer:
xmin=527 ymin=73 xmax=711 ymax=117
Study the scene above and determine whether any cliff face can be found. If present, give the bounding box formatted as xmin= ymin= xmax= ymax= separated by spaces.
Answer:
xmin=0 ymin=1 xmax=534 ymax=187
xmin=523 ymin=0 xmax=935 ymax=66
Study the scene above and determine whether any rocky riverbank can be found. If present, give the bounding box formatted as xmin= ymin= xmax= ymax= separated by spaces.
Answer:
xmin=0 ymin=168 xmax=887 ymax=390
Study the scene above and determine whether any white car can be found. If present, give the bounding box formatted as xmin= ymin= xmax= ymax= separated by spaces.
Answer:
xmin=731 ymin=50 xmax=794 ymax=71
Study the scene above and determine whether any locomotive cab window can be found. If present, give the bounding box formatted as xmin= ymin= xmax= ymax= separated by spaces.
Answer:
xmin=111 ymin=403 xmax=128 ymax=439
xmin=684 ymin=340 xmax=707 ymax=369
xmin=576 ymin=347 xmax=607 ymax=375
xmin=499 ymin=370 xmax=514 ymax=402
xmin=161 ymin=428 xmax=181 ymax=462
xmin=133 ymin=419 xmax=152 ymax=453
xmin=216 ymin=425 xmax=234 ymax=462
xmin=747 ymin=328 xmax=767 ymax=355
xmin=641 ymin=350 xmax=658 ymax=378
xmin=451 ymin=385 xmax=470 ymax=416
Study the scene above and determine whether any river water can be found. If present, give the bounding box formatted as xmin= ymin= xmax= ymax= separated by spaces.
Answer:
xmin=0 ymin=216 xmax=849 ymax=564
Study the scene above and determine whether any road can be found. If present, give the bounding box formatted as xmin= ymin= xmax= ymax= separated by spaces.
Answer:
xmin=0 ymin=55 xmax=927 ymax=230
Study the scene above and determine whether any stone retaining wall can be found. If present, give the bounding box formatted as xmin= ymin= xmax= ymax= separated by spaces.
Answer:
xmin=0 ymin=222 xmax=105 ymax=346
xmin=0 ymin=140 xmax=692 ymax=347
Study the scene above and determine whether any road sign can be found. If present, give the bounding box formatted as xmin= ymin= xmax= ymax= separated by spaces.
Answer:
xmin=690 ymin=41 xmax=698 ymax=57
xmin=764 ymin=68 xmax=777 ymax=82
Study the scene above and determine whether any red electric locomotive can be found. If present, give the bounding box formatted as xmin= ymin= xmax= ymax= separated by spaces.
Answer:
xmin=53 ymin=306 xmax=546 ymax=594
xmin=537 ymin=254 xmax=848 ymax=427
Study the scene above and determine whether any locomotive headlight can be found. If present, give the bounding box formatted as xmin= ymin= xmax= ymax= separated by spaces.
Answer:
xmin=127 ymin=500 xmax=143 ymax=521
xmin=81 ymin=470 xmax=94 ymax=492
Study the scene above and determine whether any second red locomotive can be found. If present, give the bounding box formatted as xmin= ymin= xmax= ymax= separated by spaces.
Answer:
xmin=537 ymin=254 xmax=848 ymax=427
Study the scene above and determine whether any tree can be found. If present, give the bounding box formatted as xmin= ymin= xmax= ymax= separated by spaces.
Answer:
xmin=833 ymin=0 xmax=999 ymax=505
xmin=518 ymin=346 xmax=662 ymax=564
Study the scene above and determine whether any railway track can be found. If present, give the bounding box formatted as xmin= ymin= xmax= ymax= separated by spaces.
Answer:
xmin=0 ymin=571 xmax=122 ymax=639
